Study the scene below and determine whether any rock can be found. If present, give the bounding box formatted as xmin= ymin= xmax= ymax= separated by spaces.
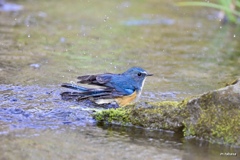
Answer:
xmin=94 ymin=79 xmax=240 ymax=146
xmin=183 ymin=79 xmax=240 ymax=146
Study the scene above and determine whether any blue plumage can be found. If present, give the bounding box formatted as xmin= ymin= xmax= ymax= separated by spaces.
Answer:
xmin=61 ymin=67 xmax=152 ymax=107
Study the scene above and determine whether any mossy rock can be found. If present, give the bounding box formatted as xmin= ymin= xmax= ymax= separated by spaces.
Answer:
xmin=183 ymin=79 xmax=240 ymax=146
xmin=94 ymin=100 xmax=188 ymax=131
xmin=93 ymin=79 xmax=240 ymax=146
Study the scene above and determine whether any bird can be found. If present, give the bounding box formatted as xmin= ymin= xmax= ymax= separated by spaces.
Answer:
xmin=60 ymin=67 xmax=153 ymax=107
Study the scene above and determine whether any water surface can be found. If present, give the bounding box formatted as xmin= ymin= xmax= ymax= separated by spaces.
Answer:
xmin=0 ymin=0 xmax=240 ymax=159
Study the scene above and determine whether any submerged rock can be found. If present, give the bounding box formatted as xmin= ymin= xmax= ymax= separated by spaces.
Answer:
xmin=94 ymin=79 xmax=240 ymax=146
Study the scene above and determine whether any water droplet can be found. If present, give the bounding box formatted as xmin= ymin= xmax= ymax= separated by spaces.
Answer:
xmin=30 ymin=63 xmax=40 ymax=69
xmin=60 ymin=37 xmax=65 ymax=43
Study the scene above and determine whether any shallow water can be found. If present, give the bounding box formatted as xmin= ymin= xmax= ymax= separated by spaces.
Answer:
xmin=0 ymin=0 xmax=240 ymax=159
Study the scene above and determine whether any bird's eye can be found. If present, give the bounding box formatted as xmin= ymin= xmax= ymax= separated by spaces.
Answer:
xmin=137 ymin=72 xmax=142 ymax=76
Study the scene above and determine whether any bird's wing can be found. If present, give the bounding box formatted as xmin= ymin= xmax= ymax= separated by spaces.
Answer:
xmin=77 ymin=73 xmax=113 ymax=86
xmin=60 ymin=87 xmax=123 ymax=100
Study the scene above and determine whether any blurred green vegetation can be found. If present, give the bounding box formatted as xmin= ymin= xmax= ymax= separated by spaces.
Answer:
xmin=178 ymin=0 xmax=240 ymax=24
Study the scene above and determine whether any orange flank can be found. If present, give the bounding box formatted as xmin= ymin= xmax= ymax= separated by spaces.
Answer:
xmin=115 ymin=91 xmax=137 ymax=107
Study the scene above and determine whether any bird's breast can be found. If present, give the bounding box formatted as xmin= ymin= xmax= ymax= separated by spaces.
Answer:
xmin=115 ymin=91 xmax=138 ymax=107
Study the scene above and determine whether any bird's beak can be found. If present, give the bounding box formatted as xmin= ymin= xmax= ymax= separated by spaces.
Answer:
xmin=146 ymin=73 xmax=153 ymax=76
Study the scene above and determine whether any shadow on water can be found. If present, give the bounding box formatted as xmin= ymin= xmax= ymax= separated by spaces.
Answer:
xmin=98 ymin=124 xmax=240 ymax=160
xmin=98 ymin=123 xmax=184 ymax=148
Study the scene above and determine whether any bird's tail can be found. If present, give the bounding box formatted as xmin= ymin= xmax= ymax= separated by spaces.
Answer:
xmin=60 ymin=83 xmax=112 ymax=101
xmin=61 ymin=83 xmax=89 ymax=91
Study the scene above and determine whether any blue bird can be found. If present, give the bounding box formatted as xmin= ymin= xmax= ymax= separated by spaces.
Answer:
xmin=60 ymin=67 xmax=153 ymax=107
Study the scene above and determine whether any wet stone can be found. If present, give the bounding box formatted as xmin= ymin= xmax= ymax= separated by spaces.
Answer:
xmin=0 ymin=84 xmax=97 ymax=131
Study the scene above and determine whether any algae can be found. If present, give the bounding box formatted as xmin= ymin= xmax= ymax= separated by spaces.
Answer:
xmin=94 ymin=101 xmax=186 ymax=132
xmin=196 ymin=105 xmax=240 ymax=145
xmin=93 ymin=108 xmax=131 ymax=125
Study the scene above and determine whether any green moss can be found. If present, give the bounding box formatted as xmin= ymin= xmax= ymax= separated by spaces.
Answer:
xmin=199 ymin=93 xmax=214 ymax=109
xmin=148 ymin=101 xmax=179 ymax=107
xmin=179 ymin=98 xmax=191 ymax=107
xmin=93 ymin=108 xmax=131 ymax=125
xmin=94 ymin=100 xmax=189 ymax=131
xmin=183 ymin=123 xmax=196 ymax=137
xmin=183 ymin=104 xmax=240 ymax=145
xmin=209 ymin=107 xmax=240 ymax=145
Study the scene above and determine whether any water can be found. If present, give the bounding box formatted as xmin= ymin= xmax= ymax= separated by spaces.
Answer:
xmin=0 ymin=0 xmax=240 ymax=159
